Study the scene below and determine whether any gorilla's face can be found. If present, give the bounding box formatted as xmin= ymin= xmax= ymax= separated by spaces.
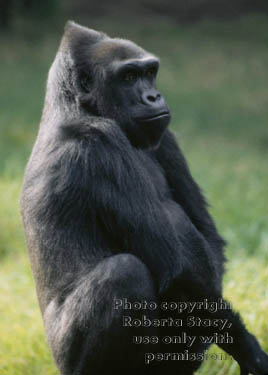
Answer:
xmin=101 ymin=51 xmax=171 ymax=148
xmin=65 ymin=22 xmax=171 ymax=148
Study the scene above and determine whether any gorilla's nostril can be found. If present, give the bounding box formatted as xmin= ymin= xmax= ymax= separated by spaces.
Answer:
xmin=142 ymin=90 xmax=161 ymax=105
xmin=147 ymin=95 xmax=156 ymax=102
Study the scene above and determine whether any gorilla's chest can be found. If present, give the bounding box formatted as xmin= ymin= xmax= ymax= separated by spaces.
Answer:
xmin=138 ymin=150 xmax=172 ymax=200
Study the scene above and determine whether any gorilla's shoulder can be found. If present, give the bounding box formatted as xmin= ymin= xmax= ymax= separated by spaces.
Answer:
xmin=58 ymin=116 xmax=130 ymax=149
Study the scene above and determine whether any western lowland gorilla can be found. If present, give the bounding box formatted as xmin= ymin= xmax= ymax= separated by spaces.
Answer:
xmin=21 ymin=21 xmax=268 ymax=375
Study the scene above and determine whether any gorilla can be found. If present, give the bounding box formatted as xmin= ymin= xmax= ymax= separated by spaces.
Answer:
xmin=21 ymin=21 xmax=268 ymax=375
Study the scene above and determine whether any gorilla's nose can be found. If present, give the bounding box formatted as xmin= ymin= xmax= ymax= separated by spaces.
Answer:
xmin=142 ymin=90 xmax=163 ymax=106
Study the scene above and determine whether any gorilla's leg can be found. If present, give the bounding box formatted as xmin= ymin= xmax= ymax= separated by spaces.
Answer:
xmin=44 ymin=254 xmax=159 ymax=375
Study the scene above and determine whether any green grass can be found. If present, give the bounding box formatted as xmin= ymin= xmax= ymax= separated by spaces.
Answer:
xmin=0 ymin=14 xmax=268 ymax=374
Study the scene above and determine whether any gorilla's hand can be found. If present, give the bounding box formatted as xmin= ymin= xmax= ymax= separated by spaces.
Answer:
xmin=239 ymin=344 xmax=268 ymax=375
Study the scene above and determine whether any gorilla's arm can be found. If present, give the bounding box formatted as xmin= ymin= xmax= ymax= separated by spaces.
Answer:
xmin=155 ymin=130 xmax=226 ymax=253
xmin=155 ymin=130 xmax=268 ymax=375
xmin=155 ymin=130 xmax=226 ymax=284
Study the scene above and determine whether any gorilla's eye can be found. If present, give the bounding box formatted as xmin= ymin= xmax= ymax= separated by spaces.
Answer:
xmin=123 ymin=70 xmax=139 ymax=82
xmin=146 ymin=67 xmax=157 ymax=78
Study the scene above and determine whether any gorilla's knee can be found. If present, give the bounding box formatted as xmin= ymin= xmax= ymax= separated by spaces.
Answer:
xmin=96 ymin=253 xmax=156 ymax=301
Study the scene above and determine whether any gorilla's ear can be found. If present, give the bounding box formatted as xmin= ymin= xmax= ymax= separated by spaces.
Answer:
xmin=60 ymin=21 xmax=106 ymax=52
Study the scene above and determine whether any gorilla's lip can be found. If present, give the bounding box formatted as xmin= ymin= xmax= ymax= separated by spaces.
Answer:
xmin=136 ymin=112 xmax=171 ymax=122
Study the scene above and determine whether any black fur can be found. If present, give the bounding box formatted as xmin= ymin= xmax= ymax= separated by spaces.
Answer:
xmin=21 ymin=21 xmax=268 ymax=375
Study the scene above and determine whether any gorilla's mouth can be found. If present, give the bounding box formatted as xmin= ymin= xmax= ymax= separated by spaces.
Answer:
xmin=137 ymin=112 xmax=170 ymax=122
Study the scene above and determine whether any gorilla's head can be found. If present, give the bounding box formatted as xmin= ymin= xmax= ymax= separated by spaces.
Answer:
xmin=48 ymin=21 xmax=171 ymax=148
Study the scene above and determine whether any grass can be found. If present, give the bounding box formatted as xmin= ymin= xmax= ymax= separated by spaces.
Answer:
xmin=0 ymin=13 xmax=268 ymax=374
